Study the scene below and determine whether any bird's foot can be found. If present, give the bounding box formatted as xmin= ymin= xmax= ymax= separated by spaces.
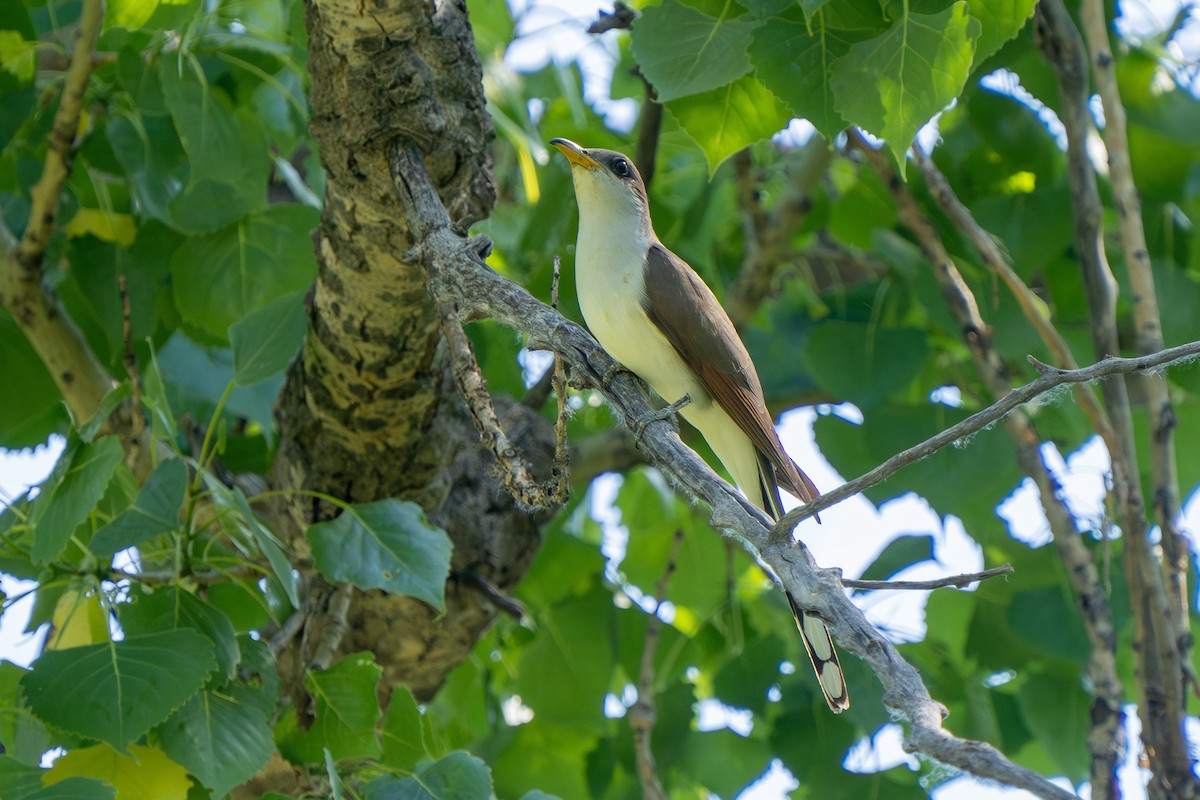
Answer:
xmin=602 ymin=362 xmax=635 ymax=387
xmin=633 ymin=394 xmax=691 ymax=443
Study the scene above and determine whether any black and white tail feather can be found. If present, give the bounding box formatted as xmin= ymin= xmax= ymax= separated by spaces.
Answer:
xmin=758 ymin=455 xmax=849 ymax=713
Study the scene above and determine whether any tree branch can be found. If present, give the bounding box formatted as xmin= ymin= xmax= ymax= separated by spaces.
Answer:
xmin=0 ymin=0 xmax=114 ymax=424
xmin=1036 ymin=3 xmax=1194 ymax=795
xmin=1078 ymin=0 xmax=1191 ymax=700
xmin=852 ymin=126 xmax=1129 ymax=798
xmin=774 ymin=340 xmax=1200 ymax=533
xmin=630 ymin=528 xmax=682 ymax=800
xmin=391 ymin=142 xmax=1080 ymax=800
xmin=843 ymin=564 xmax=1013 ymax=591
xmin=439 ymin=300 xmax=568 ymax=510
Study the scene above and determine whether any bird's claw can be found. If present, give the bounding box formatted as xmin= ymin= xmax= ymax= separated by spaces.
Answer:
xmin=633 ymin=394 xmax=691 ymax=443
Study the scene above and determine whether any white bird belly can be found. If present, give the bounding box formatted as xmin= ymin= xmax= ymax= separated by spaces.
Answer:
xmin=575 ymin=244 xmax=761 ymax=507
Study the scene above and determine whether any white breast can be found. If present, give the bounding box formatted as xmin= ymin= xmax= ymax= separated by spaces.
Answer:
xmin=570 ymin=170 xmax=761 ymax=503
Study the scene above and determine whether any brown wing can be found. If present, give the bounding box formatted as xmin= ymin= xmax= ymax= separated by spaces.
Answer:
xmin=642 ymin=243 xmax=820 ymax=507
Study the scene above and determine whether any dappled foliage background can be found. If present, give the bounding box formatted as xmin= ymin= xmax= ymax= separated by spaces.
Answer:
xmin=1 ymin=0 xmax=1200 ymax=797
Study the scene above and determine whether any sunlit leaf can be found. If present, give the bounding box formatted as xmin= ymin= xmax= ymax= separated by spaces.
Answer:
xmin=44 ymin=744 xmax=188 ymax=800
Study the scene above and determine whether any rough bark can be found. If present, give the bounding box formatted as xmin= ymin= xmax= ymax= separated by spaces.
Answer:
xmin=273 ymin=0 xmax=552 ymax=703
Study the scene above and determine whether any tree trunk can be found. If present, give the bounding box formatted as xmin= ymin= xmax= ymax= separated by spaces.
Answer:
xmin=272 ymin=0 xmax=550 ymax=703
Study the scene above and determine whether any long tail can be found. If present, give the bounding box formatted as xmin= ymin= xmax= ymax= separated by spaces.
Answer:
xmin=787 ymin=592 xmax=849 ymax=712
xmin=759 ymin=456 xmax=849 ymax=713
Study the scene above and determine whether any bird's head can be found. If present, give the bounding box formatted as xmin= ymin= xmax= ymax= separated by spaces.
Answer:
xmin=551 ymin=138 xmax=650 ymax=233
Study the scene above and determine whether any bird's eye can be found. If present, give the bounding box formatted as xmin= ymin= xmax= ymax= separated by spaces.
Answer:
xmin=612 ymin=159 xmax=631 ymax=178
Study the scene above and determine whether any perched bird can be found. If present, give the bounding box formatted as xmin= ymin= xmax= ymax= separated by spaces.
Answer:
xmin=551 ymin=138 xmax=848 ymax=712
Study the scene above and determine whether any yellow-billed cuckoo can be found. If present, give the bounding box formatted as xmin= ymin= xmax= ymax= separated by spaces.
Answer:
xmin=551 ymin=138 xmax=848 ymax=713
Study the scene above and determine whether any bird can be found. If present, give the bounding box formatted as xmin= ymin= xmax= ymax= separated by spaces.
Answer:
xmin=551 ymin=137 xmax=848 ymax=713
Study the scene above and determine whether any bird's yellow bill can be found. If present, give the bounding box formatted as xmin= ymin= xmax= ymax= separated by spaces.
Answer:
xmin=550 ymin=138 xmax=603 ymax=171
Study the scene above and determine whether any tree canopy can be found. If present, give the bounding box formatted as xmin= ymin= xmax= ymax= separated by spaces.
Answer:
xmin=1 ymin=0 xmax=1199 ymax=798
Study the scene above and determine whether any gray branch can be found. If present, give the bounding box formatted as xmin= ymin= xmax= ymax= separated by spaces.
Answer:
xmin=773 ymin=342 xmax=1200 ymax=536
xmin=391 ymin=143 xmax=1083 ymax=800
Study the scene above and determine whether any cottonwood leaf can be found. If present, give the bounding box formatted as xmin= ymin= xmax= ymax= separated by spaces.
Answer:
xmin=666 ymin=74 xmax=791 ymax=172
xmin=44 ymin=744 xmax=188 ymax=800
xmin=156 ymin=690 xmax=274 ymax=797
xmin=22 ymin=630 xmax=215 ymax=750
xmin=832 ymin=2 xmax=980 ymax=171
xmin=307 ymin=500 xmax=451 ymax=612
xmin=90 ymin=459 xmax=186 ymax=557
xmin=631 ymin=0 xmax=755 ymax=102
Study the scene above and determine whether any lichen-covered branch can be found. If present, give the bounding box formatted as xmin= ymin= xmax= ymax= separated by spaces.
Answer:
xmin=392 ymin=142 xmax=1080 ymax=800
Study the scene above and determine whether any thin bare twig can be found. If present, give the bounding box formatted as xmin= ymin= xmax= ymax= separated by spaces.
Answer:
xmin=118 ymin=274 xmax=144 ymax=439
xmin=586 ymin=1 xmax=637 ymax=33
xmin=843 ymin=564 xmax=1013 ymax=591
xmin=459 ymin=570 xmax=525 ymax=620
xmin=774 ymin=340 xmax=1200 ymax=534
xmin=439 ymin=301 xmax=568 ymax=510
xmin=630 ymin=529 xmax=683 ymax=800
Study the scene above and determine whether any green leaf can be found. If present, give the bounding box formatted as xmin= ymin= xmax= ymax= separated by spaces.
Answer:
xmin=156 ymin=690 xmax=274 ymax=797
xmin=1016 ymin=671 xmax=1089 ymax=780
xmin=967 ymin=0 xmax=1038 ymax=67
xmin=515 ymin=586 xmax=614 ymax=730
xmin=679 ymin=729 xmax=771 ymax=796
xmin=0 ymin=756 xmax=44 ymax=800
xmin=379 ymin=687 xmax=428 ymax=770
xmin=107 ymin=113 xmax=188 ymax=225
xmin=616 ymin=470 xmax=729 ymax=624
xmin=155 ymin=335 xmax=281 ymax=433
xmin=159 ymin=60 xmax=268 ymax=230
xmin=631 ymin=0 xmax=755 ymax=102
xmin=491 ymin=719 xmax=596 ymax=799
xmin=0 ymin=31 xmax=36 ymax=82
xmin=831 ymin=2 xmax=980 ymax=169
xmin=120 ymin=586 xmax=240 ymax=680
xmin=307 ymin=500 xmax=452 ymax=612
xmin=666 ymin=73 xmax=791 ymax=172
xmin=169 ymin=205 xmax=318 ymax=340
xmin=363 ymin=751 xmax=493 ymax=800
xmin=215 ymin=484 xmax=300 ymax=610
xmin=306 ymin=653 xmax=382 ymax=760
xmin=855 ymin=534 xmax=935 ymax=584
xmin=748 ymin=11 xmax=853 ymax=139
xmin=22 ymin=630 xmax=216 ymax=750
xmin=20 ymin=778 xmax=115 ymax=800
xmin=44 ymin=744 xmax=189 ymax=800
xmin=31 ymin=437 xmax=124 ymax=563
xmin=0 ymin=662 xmax=49 ymax=765
xmin=106 ymin=0 xmax=197 ymax=32
xmin=229 ymin=290 xmax=307 ymax=386
xmin=802 ymin=321 xmax=928 ymax=409
xmin=1006 ymin=586 xmax=1089 ymax=664
xmin=0 ymin=311 xmax=66 ymax=448
xmin=90 ymin=459 xmax=187 ymax=557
